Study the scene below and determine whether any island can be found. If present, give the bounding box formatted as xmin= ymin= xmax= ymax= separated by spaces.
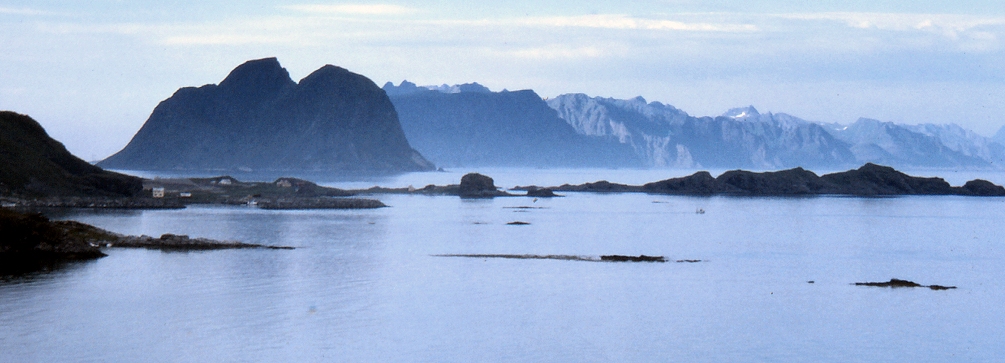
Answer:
xmin=509 ymin=163 xmax=1005 ymax=197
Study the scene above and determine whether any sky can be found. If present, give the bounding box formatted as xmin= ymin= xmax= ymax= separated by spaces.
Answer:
xmin=3 ymin=1 xmax=1005 ymax=161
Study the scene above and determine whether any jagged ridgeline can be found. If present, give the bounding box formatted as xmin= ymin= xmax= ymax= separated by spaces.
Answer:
xmin=547 ymin=94 xmax=856 ymax=169
xmin=0 ymin=111 xmax=143 ymax=197
xmin=99 ymin=58 xmax=434 ymax=173
xmin=547 ymin=94 xmax=1005 ymax=170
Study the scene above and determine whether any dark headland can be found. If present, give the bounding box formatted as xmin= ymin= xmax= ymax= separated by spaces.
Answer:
xmin=0 ymin=208 xmax=292 ymax=276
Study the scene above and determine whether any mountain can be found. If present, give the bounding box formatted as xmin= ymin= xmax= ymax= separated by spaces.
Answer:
xmin=549 ymin=93 xmax=1005 ymax=170
xmin=994 ymin=125 xmax=1005 ymax=146
xmin=0 ymin=111 xmax=143 ymax=197
xmin=547 ymin=94 xmax=855 ymax=169
xmin=99 ymin=58 xmax=434 ymax=174
xmin=382 ymin=81 xmax=641 ymax=168
xmin=820 ymin=118 xmax=1004 ymax=168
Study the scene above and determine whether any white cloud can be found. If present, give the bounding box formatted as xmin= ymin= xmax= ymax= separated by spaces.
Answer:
xmin=282 ymin=4 xmax=416 ymax=16
xmin=776 ymin=12 xmax=1005 ymax=33
xmin=507 ymin=14 xmax=758 ymax=32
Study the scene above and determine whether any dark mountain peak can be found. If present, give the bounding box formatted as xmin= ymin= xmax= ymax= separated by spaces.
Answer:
xmin=298 ymin=64 xmax=382 ymax=96
xmin=218 ymin=57 xmax=295 ymax=94
xmin=299 ymin=64 xmax=350 ymax=83
xmin=99 ymin=59 xmax=432 ymax=173
xmin=455 ymin=82 xmax=491 ymax=93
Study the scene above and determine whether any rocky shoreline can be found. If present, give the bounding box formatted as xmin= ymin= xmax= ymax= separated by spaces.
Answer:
xmin=1 ymin=208 xmax=292 ymax=275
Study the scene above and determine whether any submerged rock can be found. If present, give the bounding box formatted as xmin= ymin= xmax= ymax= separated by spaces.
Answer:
xmin=524 ymin=187 xmax=560 ymax=197
xmin=854 ymin=278 xmax=956 ymax=290
xmin=600 ymin=255 xmax=666 ymax=262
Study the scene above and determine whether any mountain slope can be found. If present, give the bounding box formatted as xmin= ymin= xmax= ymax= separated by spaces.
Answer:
xmin=821 ymin=118 xmax=1000 ymax=168
xmin=0 ymin=111 xmax=143 ymax=197
xmin=384 ymin=81 xmax=641 ymax=168
xmin=99 ymin=58 xmax=433 ymax=174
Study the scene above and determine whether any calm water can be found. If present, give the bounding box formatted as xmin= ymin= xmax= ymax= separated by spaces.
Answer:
xmin=3 ymin=169 xmax=1005 ymax=362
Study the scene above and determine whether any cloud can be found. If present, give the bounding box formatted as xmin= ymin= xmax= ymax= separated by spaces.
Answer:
xmin=776 ymin=12 xmax=1005 ymax=34
xmin=506 ymin=14 xmax=758 ymax=32
xmin=771 ymin=12 xmax=1005 ymax=52
xmin=282 ymin=4 xmax=416 ymax=16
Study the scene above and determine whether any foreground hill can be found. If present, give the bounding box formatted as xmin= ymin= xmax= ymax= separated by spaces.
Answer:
xmin=0 ymin=111 xmax=142 ymax=197
xmin=383 ymin=81 xmax=641 ymax=168
xmin=100 ymin=58 xmax=433 ymax=174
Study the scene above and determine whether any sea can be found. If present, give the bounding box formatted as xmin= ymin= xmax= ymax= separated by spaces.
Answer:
xmin=2 ymin=168 xmax=1005 ymax=362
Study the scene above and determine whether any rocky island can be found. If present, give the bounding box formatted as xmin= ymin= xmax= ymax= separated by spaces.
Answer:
xmin=513 ymin=163 xmax=1005 ymax=197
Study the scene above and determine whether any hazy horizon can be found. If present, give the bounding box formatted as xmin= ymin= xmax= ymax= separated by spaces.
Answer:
xmin=3 ymin=1 xmax=1005 ymax=160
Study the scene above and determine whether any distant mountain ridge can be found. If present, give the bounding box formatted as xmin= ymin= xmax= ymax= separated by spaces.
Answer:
xmin=547 ymin=95 xmax=854 ymax=169
xmin=547 ymin=93 xmax=1005 ymax=170
xmin=820 ymin=118 xmax=1005 ymax=168
xmin=100 ymin=58 xmax=433 ymax=174
xmin=382 ymin=81 xmax=641 ymax=168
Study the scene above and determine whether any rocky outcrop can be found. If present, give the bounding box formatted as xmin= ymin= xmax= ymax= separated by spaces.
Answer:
xmin=1 ymin=208 xmax=106 ymax=274
xmin=854 ymin=278 xmax=956 ymax=290
xmin=459 ymin=173 xmax=509 ymax=198
xmin=0 ymin=111 xmax=143 ymax=198
xmin=960 ymin=179 xmax=1005 ymax=196
xmin=600 ymin=255 xmax=666 ymax=262
xmin=1 ymin=207 xmax=293 ymax=275
xmin=105 ymin=233 xmax=293 ymax=250
xmin=100 ymin=58 xmax=433 ymax=174
xmin=524 ymin=187 xmax=560 ymax=197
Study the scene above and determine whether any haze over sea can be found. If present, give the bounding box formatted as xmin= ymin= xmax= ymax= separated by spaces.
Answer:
xmin=3 ymin=168 xmax=1004 ymax=362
